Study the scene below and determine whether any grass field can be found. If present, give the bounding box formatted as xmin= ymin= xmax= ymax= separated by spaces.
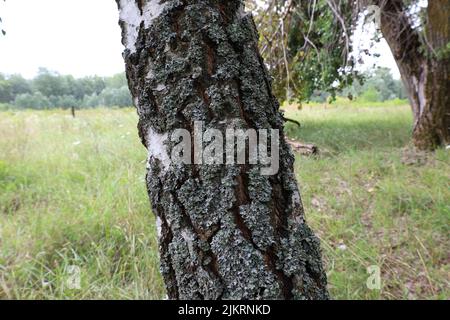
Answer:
xmin=0 ymin=103 xmax=448 ymax=299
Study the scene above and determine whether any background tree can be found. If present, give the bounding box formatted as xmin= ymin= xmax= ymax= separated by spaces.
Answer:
xmin=0 ymin=74 xmax=31 ymax=103
xmin=373 ymin=0 xmax=450 ymax=149
xmin=251 ymin=0 xmax=361 ymax=102
xmin=255 ymin=0 xmax=450 ymax=150
xmin=32 ymin=68 xmax=69 ymax=98
xmin=117 ymin=0 xmax=328 ymax=299
xmin=342 ymin=67 xmax=407 ymax=102
xmin=14 ymin=91 xmax=51 ymax=110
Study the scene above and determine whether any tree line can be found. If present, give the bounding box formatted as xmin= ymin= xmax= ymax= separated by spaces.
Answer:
xmin=0 ymin=68 xmax=132 ymax=110
xmin=314 ymin=67 xmax=407 ymax=103
xmin=0 ymin=66 xmax=405 ymax=110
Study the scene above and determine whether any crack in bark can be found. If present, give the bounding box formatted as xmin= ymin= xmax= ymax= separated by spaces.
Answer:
xmin=170 ymin=189 xmax=225 ymax=298
xmin=137 ymin=0 xmax=144 ymax=15
xmin=231 ymin=166 xmax=294 ymax=299
xmin=154 ymin=178 xmax=180 ymax=299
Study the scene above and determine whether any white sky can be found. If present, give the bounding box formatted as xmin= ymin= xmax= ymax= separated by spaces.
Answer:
xmin=352 ymin=9 xmax=401 ymax=79
xmin=0 ymin=0 xmax=125 ymax=78
xmin=0 ymin=0 xmax=400 ymax=79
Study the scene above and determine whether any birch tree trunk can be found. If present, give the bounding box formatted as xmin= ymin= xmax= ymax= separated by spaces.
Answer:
xmin=377 ymin=0 xmax=450 ymax=150
xmin=117 ymin=0 xmax=328 ymax=300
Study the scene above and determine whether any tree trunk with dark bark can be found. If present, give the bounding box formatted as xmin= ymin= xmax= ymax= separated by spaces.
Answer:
xmin=117 ymin=0 xmax=328 ymax=299
xmin=377 ymin=0 xmax=450 ymax=150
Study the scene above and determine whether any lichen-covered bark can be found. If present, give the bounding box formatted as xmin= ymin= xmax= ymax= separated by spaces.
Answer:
xmin=376 ymin=0 xmax=450 ymax=150
xmin=117 ymin=0 xmax=329 ymax=300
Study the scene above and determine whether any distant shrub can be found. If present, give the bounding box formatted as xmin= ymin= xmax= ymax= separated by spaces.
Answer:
xmin=360 ymin=87 xmax=381 ymax=102
xmin=81 ymin=93 xmax=101 ymax=108
xmin=52 ymin=95 xmax=79 ymax=109
xmin=14 ymin=92 xmax=52 ymax=109
xmin=0 ymin=103 xmax=13 ymax=111
xmin=97 ymin=86 xmax=132 ymax=107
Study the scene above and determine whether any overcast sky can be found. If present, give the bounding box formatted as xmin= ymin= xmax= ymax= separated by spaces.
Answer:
xmin=0 ymin=0 xmax=124 ymax=78
xmin=0 ymin=0 xmax=400 ymax=79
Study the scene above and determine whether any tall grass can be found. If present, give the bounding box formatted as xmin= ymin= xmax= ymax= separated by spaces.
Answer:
xmin=0 ymin=105 xmax=448 ymax=299
xmin=0 ymin=109 xmax=164 ymax=299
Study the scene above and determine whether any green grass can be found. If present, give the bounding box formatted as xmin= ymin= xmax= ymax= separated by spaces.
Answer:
xmin=0 ymin=105 xmax=448 ymax=299
xmin=0 ymin=109 xmax=163 ymax=299
xmin=285 ymin=103 xmax=449 ymax=299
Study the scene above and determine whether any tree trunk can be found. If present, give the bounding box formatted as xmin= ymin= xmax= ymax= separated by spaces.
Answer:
xmin=377 ymin=0 xmax=450 ymax=150
xmin=117 ymin=0 xmax=328 ymax=299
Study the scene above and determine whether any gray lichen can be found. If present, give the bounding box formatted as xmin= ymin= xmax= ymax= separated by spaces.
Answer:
xmin=118 ymin=0 xmax=329 ymax=300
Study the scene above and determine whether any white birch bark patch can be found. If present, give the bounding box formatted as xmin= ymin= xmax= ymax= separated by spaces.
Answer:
xmin=147 ymin=127 xmax=170 ymax=174
xmin=118 ymin=0 xmax=166 ymax=53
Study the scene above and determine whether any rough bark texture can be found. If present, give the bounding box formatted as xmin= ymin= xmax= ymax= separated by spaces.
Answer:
xmin=376 ymin=0 xmax=450 ymax=150
xmin=117 ymin=0 xmax=328 ymax=300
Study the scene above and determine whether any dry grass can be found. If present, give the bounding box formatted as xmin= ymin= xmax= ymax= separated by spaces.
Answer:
xmin=0 ymin=105 xmax=448 ymax=299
